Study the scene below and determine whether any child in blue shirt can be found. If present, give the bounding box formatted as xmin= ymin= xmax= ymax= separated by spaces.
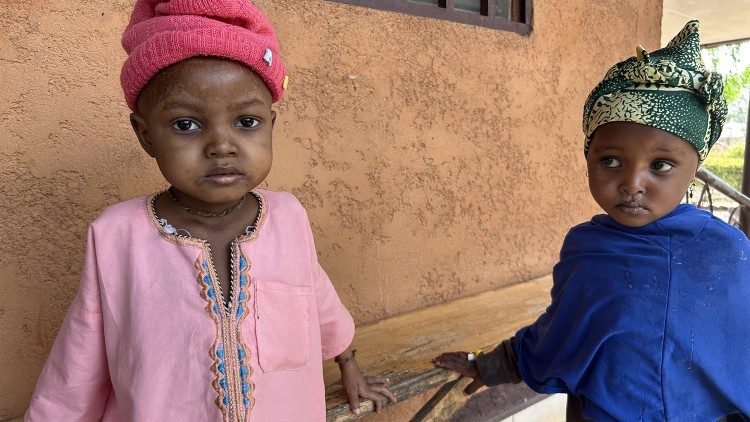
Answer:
xmin=435 ymin=21 xmax=750 ymax=421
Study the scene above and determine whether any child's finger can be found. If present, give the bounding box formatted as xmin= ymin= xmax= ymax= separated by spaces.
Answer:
xmin=434 ymin=352 xmax=471 ymax=366
xmin=359 ymin=390 xmax=384 ymax=413
xmin=434 ymin=354 xmax=473 ymax=374
xmin=433 ymin=354 xmax=456 ymax=366
xmin=364 ymin=375 xmax=390 ymax=385
xmin=433 ymin=352 xmax=468 ymax=363
xmin=373 ymin=395 xmax=382 ymax=413
xmin=463 ymin=378 xmax=484 ymax=395
xmin=346 ymin=388 xmax=361 ymax=415
xmin=434 ymin=360 xmax=459 ymax=371
xmin=369 ymin=385 xmax=397 ymax=403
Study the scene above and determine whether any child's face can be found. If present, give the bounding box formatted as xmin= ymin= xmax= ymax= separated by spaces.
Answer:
xmin=586 ymin=122 xmax=700 ymax=227
xmin=130 ymin=58 xmax=275 ymax=210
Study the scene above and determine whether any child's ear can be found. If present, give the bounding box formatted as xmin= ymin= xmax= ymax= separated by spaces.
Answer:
xmin=130 ymin=113 xmax=155 ymax=157
xmin=270 ymin=110 xmax=276 ymax=128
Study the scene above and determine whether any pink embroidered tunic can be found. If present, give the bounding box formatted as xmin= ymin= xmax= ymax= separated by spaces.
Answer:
xmin=26 ymin=190 xmax=355 ymax=421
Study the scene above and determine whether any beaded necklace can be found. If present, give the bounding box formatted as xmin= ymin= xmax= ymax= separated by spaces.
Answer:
xmin=167 ymin=186 xmax=246 ymax=218
xmin=157 ymin=190 xmax=261 ymax=239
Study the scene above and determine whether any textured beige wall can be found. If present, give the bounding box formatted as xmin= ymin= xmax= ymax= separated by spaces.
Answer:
xmin=0 ymin=0 xmax=661 ymax=419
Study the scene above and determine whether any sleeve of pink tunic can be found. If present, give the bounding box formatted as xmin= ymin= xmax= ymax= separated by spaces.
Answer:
xmin=25 ymin=226 xmax=112 ymax=421
xmin=315 ymin=263 xmax=356 ymax=360
xmin=300 ymin=205 xmax=355 ymax=361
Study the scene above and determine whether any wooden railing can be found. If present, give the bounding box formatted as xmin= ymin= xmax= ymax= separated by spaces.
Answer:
xmin=694 ymin=167 xmax=750 ymax=237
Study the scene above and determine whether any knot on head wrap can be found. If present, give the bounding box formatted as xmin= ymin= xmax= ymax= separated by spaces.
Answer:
xmin=582 ymin=21 xmax=728 ymax=160
xmin=120 ymin=0 xmax=287 ymax=112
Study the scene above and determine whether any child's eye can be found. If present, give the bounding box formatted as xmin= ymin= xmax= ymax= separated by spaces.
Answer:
xmin=651 ymin=160 xmax=675 ymax=172
xmin=236 ymin=117 xmax=260 ymax=129
xmin=601 ymin=157 xmax=621 ymax=168
xmin=171 ymin=119 xmax=200 ymax=132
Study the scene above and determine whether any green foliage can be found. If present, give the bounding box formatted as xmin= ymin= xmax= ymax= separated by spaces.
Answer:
xmin=704 ymin=143 xmax=746 ymax=190
xmin=702 ymin=44 xmax=750 ymax=105
xmin=723 ymin=66 xmax=750 ymax=104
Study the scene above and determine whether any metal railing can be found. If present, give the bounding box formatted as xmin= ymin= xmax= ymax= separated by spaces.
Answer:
xmin=693 ymin=167 xmax=750 ymax=238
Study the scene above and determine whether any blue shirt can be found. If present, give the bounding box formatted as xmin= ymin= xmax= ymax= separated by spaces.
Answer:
xmin=515 ymin=204 xmax=750 ymax=421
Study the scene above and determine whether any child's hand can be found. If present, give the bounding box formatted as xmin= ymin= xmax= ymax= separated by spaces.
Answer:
xmin=432 ymin=352 xmax=486 ymax=395
xmin=336 ymin=349 xmax=397 ymax=414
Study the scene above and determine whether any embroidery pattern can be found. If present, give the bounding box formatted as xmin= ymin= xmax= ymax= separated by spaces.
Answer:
xmin=148 ymin=193 xmax=266 ymax=421
xmin=236 ymin=254 xmax=254 ymax=410
xmin=196 ymin=257 xmax=232 ymax=419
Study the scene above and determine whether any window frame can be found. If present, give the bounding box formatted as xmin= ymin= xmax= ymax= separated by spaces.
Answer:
xmin=327 ymin=0 xmax=533 ymax=34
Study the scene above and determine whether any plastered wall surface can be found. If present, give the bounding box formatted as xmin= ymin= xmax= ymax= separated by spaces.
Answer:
xmin=0 ymin=0 xmax=660 ymax=419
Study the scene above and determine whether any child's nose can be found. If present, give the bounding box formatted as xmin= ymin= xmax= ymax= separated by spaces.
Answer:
xmin=619 ymin=171 xmax=646 ymax=195
xmin=204 ymin=128 xmax=238 ymax=157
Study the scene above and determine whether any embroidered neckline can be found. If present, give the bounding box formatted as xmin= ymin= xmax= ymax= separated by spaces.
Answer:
xmin=145 ymin=189 xmax=267 ymax=312
xmin=144 ymin=189 xmax=268 ymax=246
xmin=157 ymin=191 xmax=262 ymax=239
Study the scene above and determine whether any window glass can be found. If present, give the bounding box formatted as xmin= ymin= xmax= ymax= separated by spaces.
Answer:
xmin=496 ymin=0 xmax=511 ymax=19
xmin=455 ymin=0 xmax=481 ymax=13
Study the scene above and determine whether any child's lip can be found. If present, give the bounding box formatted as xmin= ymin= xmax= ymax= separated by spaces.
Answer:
xmin=199 ymin=166 xmax=247 ymax=185
xmin=616 ymin=203 xmax=649 ymax=214
xmin=200 ymin=174 xmax=247 ymax=185
xmin=206 ymin=165 xmax=244 ymax=177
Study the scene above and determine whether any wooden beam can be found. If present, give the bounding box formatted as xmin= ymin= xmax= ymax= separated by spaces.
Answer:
xmin=701 ymin=37 xmax=750 ymax=49
xmin=324 ymin=275 xmax=553 ymax=420
xmin=410 ymin=376 xmax=474 ymax=421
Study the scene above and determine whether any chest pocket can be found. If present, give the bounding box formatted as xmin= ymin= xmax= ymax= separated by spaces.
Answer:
xmin=254 ymin=280 xmax=311 ymax=372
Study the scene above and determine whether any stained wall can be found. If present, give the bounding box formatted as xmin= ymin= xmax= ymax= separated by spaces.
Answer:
xmin=0 ymin=1 xmax=661 ymax=419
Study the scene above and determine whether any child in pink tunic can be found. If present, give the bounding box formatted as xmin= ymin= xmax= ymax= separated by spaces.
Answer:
xmin=25 ymin=1 xmax=395 ymax=421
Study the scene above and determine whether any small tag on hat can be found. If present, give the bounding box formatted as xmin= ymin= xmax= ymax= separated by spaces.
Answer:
xmin=263 ymin=48 xmax=273 ymax=66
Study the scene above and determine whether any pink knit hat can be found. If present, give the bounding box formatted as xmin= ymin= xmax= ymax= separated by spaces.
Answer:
xmin=121 ymin=0 xmax=287 ymax=112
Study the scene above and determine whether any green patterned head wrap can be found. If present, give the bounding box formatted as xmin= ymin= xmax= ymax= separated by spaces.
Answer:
xmin=582 ymin=20 xmax=727 ymax=160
